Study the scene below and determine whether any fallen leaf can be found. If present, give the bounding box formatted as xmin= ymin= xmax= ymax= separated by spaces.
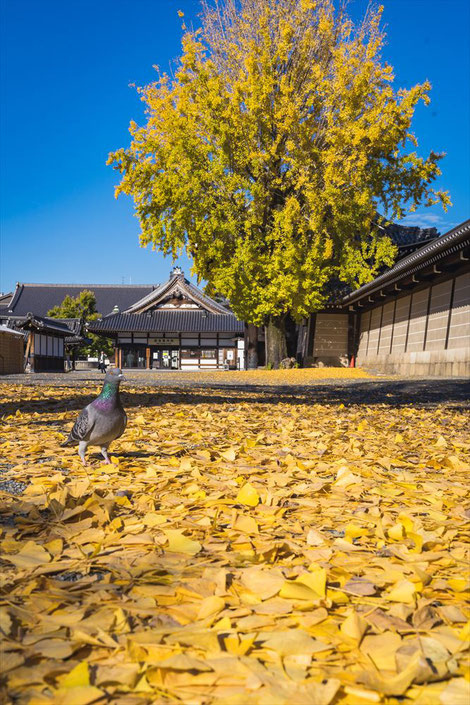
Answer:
xmin=164 ymin=529 xmax=201 ymax=554
xmin=236 ymin=482 xmax=260 ymax=507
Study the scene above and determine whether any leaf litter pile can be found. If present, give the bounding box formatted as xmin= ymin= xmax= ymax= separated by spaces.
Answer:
xmin=0 ymin=378 xmax=469 ymax=705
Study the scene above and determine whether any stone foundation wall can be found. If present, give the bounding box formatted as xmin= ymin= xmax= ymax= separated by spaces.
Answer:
xmin=357 ymin=347 xmax=470 ymax=377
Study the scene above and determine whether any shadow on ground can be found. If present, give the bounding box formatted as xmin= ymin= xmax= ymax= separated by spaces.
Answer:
xmin=1 ymin=378 xmax=469 ymax=417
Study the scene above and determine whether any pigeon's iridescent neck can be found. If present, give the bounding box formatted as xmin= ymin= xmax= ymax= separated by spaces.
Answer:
xmin=94 ymin=382 xmax=119 ymax=410
xmin=101 ymin=382 xmax=117 ymax=400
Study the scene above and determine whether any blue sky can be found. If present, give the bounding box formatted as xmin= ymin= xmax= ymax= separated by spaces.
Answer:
xmin=1 ymin=0 xmax=469 ymax=294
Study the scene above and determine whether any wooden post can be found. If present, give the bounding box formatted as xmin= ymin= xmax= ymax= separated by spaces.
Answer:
xmin=24 ymin=332 xmax=32 ymax=371
xmin=146 ymin=346 xmax=151 ymax=369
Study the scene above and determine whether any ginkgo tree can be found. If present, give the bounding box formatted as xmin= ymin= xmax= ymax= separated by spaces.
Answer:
xmin=109 ymin=0 xmax=450 ymax=366
xmin=48 ymin=290 xmax=113 ymax=358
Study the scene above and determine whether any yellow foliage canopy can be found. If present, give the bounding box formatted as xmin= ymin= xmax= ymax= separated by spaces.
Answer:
xmin=110 ymin=0 xmax=449 ymax=326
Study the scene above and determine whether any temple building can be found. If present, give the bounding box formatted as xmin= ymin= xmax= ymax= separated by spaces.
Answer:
xmin=88 ymin=268 xmax=245 ymax=370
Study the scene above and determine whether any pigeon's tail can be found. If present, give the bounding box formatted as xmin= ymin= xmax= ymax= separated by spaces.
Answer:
xmin=60 ymin=436 xmax=73 ymax=447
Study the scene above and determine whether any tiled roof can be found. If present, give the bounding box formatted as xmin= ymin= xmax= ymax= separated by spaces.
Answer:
xmin=54 ymin=318 xmax=83 ymax=336
xmin=343 ymin=219 xmax=470 ymax=305
xmin=0 ymin=292 xmax=13 ymax=307
xmin=89 ymin=310 xmax=244 ymax=334
xmin=125 ymin=272 xmax=231 ymax=315
xmin=18 ymin=314 xmax=73 ymax=336
xmin=385 ymin=223 xmax=439 ymax=248
xmin=6 ymin=283 xmax=156 ymax=317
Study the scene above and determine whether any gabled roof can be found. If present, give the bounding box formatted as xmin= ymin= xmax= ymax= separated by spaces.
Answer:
xmin=6 ymin=283 xmax=157 ymax=317
xmin=0 ymin=292 xmax=13 ymax=308
xmin=18 ymin=313 xmax=73 ymax=337
xmin=124 ymin=268 xmax=231 ymax=315
xmin=89 ymin=310 xmax=244 ymax=335
xmin=0 ymin=315 xmax=87 ymax=346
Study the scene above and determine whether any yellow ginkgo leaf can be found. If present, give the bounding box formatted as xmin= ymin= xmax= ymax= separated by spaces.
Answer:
xmin=236 ymin=482 xmax=260 ymax=507
xmin=297 ymin=568 xmax=327 ymax=598
xmin=279 ymin=581 xmax=317 ymax=601
xmin=221 ymin=447 xmax=237 ymax=462
xmin=388 ymin=523 xmax=405 ymax=540
xmin=58 ymin=662 xmax=90 ymax=689
xmin=388 ymin=579 xmax=416 ymax=604
xmin=197 ymin=596 xmax=225 ymax=620
xmin=340 ymin=611 xmax=368 ymax=642
xmin=53 ymin=686 xmax=105 ymax=705
xmin=164 ymin=530 xmax=201 ymax=555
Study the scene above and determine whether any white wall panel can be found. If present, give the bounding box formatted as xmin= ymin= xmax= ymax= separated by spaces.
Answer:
xmin=391 ymin=295 xmax=411 ymax=353
xmin=426 ymin=280 xmax=453 ymax=350
xmin=378 ymin=301 xmax=394 ymax=354
xmin=357 ymin=310 xmax=370 ymax=357
xmin=367 ymin=307 xmax=382 ymax=356
xmin=448 ymin=273 xmax=470 ymax=350
xmin=313 ymin=314 xmax=348 ymax=356
xmin=406 ymin=288 xmax=430 ymax=352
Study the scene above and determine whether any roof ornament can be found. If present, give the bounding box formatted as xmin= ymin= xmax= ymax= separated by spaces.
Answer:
xmin=171 ymin=266 xmax=184 ymax=277
xmin=112 ymin=305 xmax=120 ymax=314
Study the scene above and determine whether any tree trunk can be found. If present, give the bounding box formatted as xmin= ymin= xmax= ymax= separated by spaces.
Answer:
xmin=265 ymin=316 xmax=288 ymax=369
xmin=246 ymin=324 xmax=258 ymax=369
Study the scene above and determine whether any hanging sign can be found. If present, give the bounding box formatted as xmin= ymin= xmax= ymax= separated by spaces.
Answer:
xmin=149 ymin=337 xmax=179 ymax=346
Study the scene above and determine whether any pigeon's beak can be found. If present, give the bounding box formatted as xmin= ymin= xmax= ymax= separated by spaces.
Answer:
xmin=119 ymin=374 xmax=125 ymax=380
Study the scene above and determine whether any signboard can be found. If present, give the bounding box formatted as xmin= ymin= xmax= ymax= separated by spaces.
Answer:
xmin=149 ymin=338 xmax=179 ymax=346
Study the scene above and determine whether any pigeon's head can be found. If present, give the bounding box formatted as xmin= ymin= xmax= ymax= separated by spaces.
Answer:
xmin=105 ymin=367 xmax=125 ymax=384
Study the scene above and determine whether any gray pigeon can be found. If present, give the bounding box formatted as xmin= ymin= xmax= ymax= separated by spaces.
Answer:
xmin=61 ymin=367 xmax=127 ymax=465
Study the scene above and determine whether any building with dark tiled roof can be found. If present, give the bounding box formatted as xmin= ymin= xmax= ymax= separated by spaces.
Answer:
xmin=16 ymin=314 xmax=74 ymax=372
xmin=89 ymin=267 xmax=244 ymax=370
xmin=5 ymin=283 xmax=156 ymax=318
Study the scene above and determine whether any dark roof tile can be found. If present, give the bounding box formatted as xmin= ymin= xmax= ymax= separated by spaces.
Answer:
xmin=89 ymin=311 xmax=244 ymax=334
xmin=7 ymin=284 xmax=156 ymax=317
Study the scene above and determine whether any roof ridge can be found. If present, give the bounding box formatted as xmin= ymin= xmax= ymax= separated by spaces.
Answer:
xmin=17 ymin=283 xmax=157 ymax=288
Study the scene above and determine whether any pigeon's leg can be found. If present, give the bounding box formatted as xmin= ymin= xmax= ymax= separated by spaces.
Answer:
xmin=101 ymin=445 xmax=112 ymax=464
xmin=78 ymin=441 xmax=88 ymax=466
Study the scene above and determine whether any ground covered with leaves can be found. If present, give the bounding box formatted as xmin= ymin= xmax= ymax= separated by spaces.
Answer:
xmin=0 ymin=373 xmax=469 ymax=705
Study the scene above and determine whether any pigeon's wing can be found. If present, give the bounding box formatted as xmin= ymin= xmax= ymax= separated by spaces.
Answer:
xmin=67 ymin=407 xmax=95 ymax=443
xmin=118 ymin=411 xmax=127 ymax=438
xmin=111 ymin=410 xmax=127 ymax=441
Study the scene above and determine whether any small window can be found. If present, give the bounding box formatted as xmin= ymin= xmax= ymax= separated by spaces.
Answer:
xmin=200 ymin=349 xmax=216 ymax=359
xmin=181 ymin=348 xmax=199 ymax=359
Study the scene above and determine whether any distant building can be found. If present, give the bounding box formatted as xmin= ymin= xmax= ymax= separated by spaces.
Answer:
xmin=89 ymin=268 xmax=244 ymax=370
xmin=2 ymin=283 xmax=156 ymax=318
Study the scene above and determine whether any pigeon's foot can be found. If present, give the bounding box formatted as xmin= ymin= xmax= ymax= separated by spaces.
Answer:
xmin=101 ymin=446 xmax=111 ymax=464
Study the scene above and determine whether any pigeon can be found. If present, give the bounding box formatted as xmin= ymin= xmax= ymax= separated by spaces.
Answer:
xmin=61 ymin=367 xmax=127 ymax=465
